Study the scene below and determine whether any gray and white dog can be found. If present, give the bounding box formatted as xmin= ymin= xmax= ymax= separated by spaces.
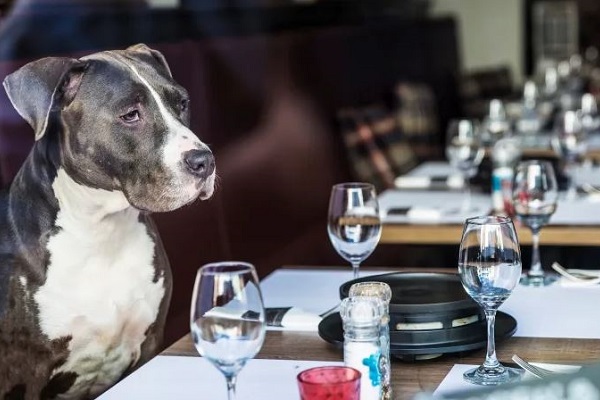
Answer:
xmin=0 ymin=44 xmax=216 ymax=399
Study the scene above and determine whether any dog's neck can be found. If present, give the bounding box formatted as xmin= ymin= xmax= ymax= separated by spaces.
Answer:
xmin=51 ymin=168 xmax=134 ymax=224
xmin=7 ymin=152 xmax=137 ymax=280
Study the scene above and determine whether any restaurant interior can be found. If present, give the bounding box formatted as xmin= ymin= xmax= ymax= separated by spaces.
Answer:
xmin=2 ymin=0 xmax=600 ymax=399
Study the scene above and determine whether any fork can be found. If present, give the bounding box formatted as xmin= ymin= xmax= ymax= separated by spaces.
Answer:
xmin=511 ymin=354 xmax=559 ymax=379
xmin=551 ymin=262 xmax=600 ymax=285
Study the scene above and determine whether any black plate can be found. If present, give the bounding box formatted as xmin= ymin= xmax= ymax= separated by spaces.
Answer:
xmin=318 ymin=311 xmax=517 ymax=357
xmin=339 ymin=272 xmax=479 ymax=315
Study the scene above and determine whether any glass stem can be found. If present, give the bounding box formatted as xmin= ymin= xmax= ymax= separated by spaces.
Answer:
xmin=529 ymin=228 xmax=543 ymax=277
xmin=565 ymin=160 xmax=578 ymax=200
xmin=461 ymin=175 xmax=472 ymax=212
xmin=352 ymin=262 xmax=360 ymax=279
xmin=225 ymin=375 xmax=237 ymax=400
xmin=483 ymin=309 xmax=500 ymax=369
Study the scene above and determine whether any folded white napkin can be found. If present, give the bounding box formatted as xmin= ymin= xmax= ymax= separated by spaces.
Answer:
xmin=395 ymin=176 xmax=431 ymax=189
xmin=406 ymin=206 xmax=442 ymax=222
xmin=204 ymin=305 xmax=322 ymax=331
xmin=446 ymin=175 xmax=464 ymax=189
xmin=266 ymin=307 xmax=322 ymax=331
xmin=394 ymin=175 xmax=464 ymax=190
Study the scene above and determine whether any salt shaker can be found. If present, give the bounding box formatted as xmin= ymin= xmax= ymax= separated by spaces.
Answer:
xmin=349 ymin=281 xmax=392 ymax=400
xmin=340 ymin=296 xmax=383 ymax=400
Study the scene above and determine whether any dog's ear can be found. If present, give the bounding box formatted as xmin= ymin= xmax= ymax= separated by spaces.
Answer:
xmin=126 ymin=43 xmax=172 ymax=77
xmin=3 ymin=57 xmax=88 ymax=140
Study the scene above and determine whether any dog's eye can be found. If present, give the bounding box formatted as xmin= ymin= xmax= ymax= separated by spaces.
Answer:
xmin=120 ymin=110 xmax=140 ymax=123
xmin=179 ymin=99 xmax=189 ymax=113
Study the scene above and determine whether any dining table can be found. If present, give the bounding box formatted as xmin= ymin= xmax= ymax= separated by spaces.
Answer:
xmin=380 ymin=161 xmax=600 ymax=246
xmin=98 ymin=266 xmax=600 ymax=400
xmin=161 ymin=328 xmax=600 ymax=399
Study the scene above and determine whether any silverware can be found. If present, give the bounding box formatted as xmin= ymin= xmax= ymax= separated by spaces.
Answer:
xmin=551 ymin=262 xmax=600 ymax=285
xmin=511 ymin=354 xmax=560 ymax=379
xmin=580 ymin=183 xmax=600 ymax=195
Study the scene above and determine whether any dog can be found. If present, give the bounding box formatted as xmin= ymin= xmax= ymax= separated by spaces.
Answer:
xmin=0 ymin=44 xmax=215 ymax=399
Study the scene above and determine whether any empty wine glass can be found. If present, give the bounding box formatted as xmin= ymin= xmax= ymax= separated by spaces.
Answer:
xmin=551 ymin=110 xmax=587 ymax=199
xmin=328 ymin=182 xmax=382 ymax=279
xmin=446 ymin=120 xmax=485 ymax=212
xmin=190 ymin=262 xmax=266 ymax=400
xmin=512 ymin=160 xmax=559 ymax=286
xmin=458 ymin=216 xmax=523 ymax=386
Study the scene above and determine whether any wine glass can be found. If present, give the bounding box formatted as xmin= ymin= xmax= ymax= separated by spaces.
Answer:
xmin=458 ymin=215 xmax=523 ymax=386
xmin=327 ymin=182 xmax=382 ymax=279
xmin=551 ymin=110 xmax=587 ymax=199
xmin=512 ymin=160 xmax=559 ymax=286
xmin=190 ymin=262 xmax=266 ymax=400
xmin=445 ymin=119 xmax=485 ymax=213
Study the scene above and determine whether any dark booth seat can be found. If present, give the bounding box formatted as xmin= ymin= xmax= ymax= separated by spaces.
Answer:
xmin=0 ymin=6 xmax=460 ymax=346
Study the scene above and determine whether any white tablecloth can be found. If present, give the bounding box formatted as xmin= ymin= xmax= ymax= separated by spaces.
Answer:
xmin=98 ymin=356 xmax=343 ymax=400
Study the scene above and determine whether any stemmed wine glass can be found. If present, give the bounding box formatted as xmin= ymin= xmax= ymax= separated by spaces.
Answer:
xmin=190 ymin=262 xmax=266 ymax=400
xmin=327 ymin=182 xmax=382 ymax=279
xmin=551 ymin=110 xmax=587 ymax=200
xmin=458 ymin=216 xmax=523 ymax=386
xmin=446 ymin=119 xmax=485 ymax=213
xmin=512 ymin=160 xmax=559 ymax=286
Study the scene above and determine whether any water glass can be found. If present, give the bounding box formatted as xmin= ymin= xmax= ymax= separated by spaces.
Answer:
xmin=297 ymin=366 xmax=361 ymax=400
xmin=458 ymin=216 xmax=523 ymax=386
xmin=328 ymin=182 xmax=382 ymax=279
xmin=190 ymin=262 xmax=266 ymax=400
xmin=551 ymin=110 xmax=587 ymax=199
xmin=445 ymin=119 xmax=485 ymax=212
xmin=512 ymin=160 xmax=559 ymax=286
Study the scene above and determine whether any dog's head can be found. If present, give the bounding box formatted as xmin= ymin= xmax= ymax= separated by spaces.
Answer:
xmin=3 ymin=44 xmax=215 ymax=212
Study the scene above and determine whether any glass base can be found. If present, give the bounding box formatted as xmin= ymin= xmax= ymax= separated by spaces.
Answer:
xmin=520 ymin=272 xmax=559 ymax=287
xmin=463 ymin=365 xmax=523 ymax=386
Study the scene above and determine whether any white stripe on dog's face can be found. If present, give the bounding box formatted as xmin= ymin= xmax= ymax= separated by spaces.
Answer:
xmin=122 ymin=62 xmax=205 ymax=176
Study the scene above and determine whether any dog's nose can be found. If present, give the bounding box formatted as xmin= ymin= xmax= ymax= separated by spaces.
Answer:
xmin=183 ymin=149 xmax=215 ymax=179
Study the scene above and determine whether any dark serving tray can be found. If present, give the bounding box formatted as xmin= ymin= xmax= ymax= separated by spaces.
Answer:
xmin=318 ymin=311 xmax=517 ymax=358
xmin=339 ymin=272 xmax=481 ymax=327
xmin=329 ymin=271 xmax=518 ymax=359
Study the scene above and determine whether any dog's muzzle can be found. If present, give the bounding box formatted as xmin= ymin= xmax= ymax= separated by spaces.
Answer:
xmin=183 ymin=149 xmax=215 ymax=180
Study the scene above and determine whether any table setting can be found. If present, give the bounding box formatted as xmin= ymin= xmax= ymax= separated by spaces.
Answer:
xmin=97 ymin=90 xmax=600 ymax=400
xmin=97 ymin=171 xmax=600 ymax=399
xmin=98 ymin=266 xmax=600 ymax=399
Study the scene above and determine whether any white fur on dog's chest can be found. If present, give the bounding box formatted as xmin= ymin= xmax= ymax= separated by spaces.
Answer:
xmin=33 ymin=169 xmax=166 ymax=397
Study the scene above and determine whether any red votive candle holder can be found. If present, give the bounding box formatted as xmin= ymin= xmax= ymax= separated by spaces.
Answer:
xmin=297 ymin=366 xmax=361 ymax=400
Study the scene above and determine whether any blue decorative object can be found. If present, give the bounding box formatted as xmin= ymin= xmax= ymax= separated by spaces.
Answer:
xmin=362 ymin=353 xmax=381 ymax=387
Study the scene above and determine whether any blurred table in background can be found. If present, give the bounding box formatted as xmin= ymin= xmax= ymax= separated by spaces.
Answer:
xmin=381 ymin=223 xmax=600 ymax=246
xmin=383 ymin=161 xmax=600 ymax=246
